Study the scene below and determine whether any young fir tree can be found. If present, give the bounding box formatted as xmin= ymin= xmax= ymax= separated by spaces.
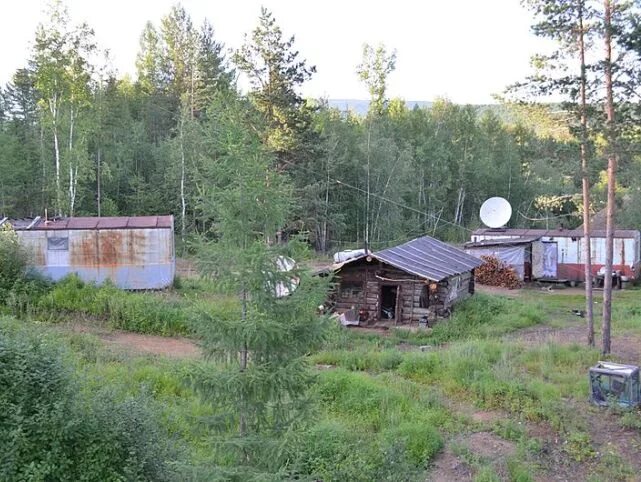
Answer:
xmin=194 ymin=94 xmax=329 ymax=479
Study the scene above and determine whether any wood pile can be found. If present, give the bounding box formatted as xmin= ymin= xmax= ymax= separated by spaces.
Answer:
xmin=476 ymin=255 xmax=522 ymax=289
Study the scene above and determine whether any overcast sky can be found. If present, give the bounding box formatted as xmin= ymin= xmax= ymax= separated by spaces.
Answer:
xmin=2 ymin=0 xmax=551 ymax=104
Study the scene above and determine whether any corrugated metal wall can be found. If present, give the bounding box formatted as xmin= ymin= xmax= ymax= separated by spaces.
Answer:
xmin=17 ymin=228 xmax=175 ymax=290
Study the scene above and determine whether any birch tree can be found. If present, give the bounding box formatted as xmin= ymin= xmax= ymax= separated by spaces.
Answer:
xmin=32 ymin=0 xmax=95 ymax=216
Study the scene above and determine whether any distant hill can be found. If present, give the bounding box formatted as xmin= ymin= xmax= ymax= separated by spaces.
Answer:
xmin=326 ymin=99 xmax=509 ymax=118
xmin=327 ymin=99 xmax=433 ymax=116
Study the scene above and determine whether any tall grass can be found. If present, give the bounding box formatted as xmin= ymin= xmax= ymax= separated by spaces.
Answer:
xmin=3 ymin=274 xmax=242 ymax=337
xmin=426 ymin=294 xmax=543 ymax=344
xmin=294 ymin=368 xmax=451 ymax=481
xmin=36 ymin=275 xmax=191 ymax=335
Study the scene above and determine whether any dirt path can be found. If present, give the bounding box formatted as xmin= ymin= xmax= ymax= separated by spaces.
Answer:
xmin=65 ymin=323 xmax=201 ymax=359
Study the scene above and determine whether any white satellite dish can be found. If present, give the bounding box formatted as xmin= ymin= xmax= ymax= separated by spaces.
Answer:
xmin=273 ymin=256 xmax=299 ymax=298
xmin=480 ymin=197 xmax=512 ymax=228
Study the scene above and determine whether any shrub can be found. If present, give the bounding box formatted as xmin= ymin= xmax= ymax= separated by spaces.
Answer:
xmin=37 ymin=275 xmax=191 ymax=335
xmin=397 ymin=352 xmax=440 ymax=380
xmin=0 ymin=225 xmax=28 ymax=296
xmin=382 ymin=422 xmax=443 ymax=466
xmin=293 ymin=421 xmax=383 ymax=481
xmin=0 ymin=320 xmax=178 ymax=481
xmin=3 ymin=273 xmax=52 ymax=317
xmin=428 ymin=294 xmax=542 ymax=343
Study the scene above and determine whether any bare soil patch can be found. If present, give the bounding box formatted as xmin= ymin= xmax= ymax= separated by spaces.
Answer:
xmin=66 ymin=323 xmax=201 ymax=359
xmin=101 ymin=331 xmax=200 ymax=359
xmin=427 ymin=447 xmax=474 ymax=482
xmin=465 ymin=431 xmax=516 ymax=460
xmin=428 ymin=431 xmax=515 ymax=481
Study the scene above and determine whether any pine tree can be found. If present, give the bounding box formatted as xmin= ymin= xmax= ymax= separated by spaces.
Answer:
xmin=194 ymin=95 xmax=329 ymax=477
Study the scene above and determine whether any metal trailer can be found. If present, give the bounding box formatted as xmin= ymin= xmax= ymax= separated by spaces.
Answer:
xmin=471 ymin=228 xmax=641 ymax=282
xmin=2 ymin=216 xmax=175 ymax=290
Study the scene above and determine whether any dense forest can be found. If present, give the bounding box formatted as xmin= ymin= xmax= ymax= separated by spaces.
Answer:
xmin=1 ymin=1 xmax=641 ymax=251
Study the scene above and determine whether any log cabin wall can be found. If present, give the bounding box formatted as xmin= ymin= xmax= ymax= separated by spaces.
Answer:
xmin=334 ymin=259 xmax=474 ymax=325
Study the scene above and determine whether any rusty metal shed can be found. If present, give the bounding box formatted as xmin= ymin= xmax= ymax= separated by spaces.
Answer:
xmin=1 ymin=215 xmax=175 ymax=290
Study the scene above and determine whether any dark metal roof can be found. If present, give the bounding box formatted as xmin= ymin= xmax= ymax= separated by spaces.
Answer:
xmin=368 ymin=235 xmax=482 ymax=281
xmin=473 ymin=228 xmax=640 ymax=239
xmin=465 ymin=236 xmax=541 ymax=248
xmin=8 ymin=216 xmax=173 ymax=231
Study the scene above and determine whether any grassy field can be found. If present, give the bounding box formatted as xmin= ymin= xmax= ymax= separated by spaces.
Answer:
xmin=3 ymin=278 xmax=641 ymax=481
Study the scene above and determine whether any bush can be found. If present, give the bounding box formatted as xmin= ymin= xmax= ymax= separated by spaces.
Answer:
xmin=37 ymin=275 xmax=191 ymax=335
xmin=428 ymin=294 xmax=542 ymax=343
xmin=0 ymin=225 xmax=28 ymax=297
xmin=0 ymin=320 xmax=178 ymax=481
xmin=382 ymin=422 xmax=443 ymax=466
xmin=3 ymin=273 xmax=52 ymax=317
xmin=293 ymin=421 xmax=383 ymax=481
xmin=292 ymin=420 xmax=424 ymax=481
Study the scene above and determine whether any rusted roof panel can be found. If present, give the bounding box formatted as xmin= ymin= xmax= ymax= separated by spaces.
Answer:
xmin=129 ymin=216 xmax=161 ymax=228
xmin=473 ymin=228 xmax=639 ymax=239
xmin=68 ymin=218 xmax=99 ymax=229
xmin=96 ymin=217 xmax=130 ymax=229
xmin=373 ymin=235 xmax=483 ymax=281
xmin=10 ymin=216 xmax=173 ymax=231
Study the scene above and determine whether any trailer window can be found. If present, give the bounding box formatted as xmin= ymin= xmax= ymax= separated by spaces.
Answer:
xmin=47 ymin=237 xmax=69 ymax=251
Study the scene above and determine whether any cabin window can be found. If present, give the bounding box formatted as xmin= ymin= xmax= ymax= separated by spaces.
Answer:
xmin=340 ymin=281 xmax=362 ymax=299
xmin=47 ymin=237 xmax=69 ymax=251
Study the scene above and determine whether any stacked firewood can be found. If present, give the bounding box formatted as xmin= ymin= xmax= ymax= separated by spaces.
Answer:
xmin=476 ymin=255 xmax=522 ymax=289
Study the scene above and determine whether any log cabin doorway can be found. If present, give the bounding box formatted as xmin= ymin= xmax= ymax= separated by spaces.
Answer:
xmin=380 ymin=285 xmax=399 ymax=321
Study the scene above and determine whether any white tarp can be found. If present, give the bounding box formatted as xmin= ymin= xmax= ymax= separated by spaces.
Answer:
xmin=333 ymin=249 xmax=368 ymax=263
xmin=465 ymin=246 xmax=526 ymax=280
xmin=542 ymin=242 xmax=558 ymax=278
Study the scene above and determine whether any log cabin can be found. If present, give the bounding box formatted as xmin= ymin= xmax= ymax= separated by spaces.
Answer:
xmin=329 ymin=235 xmax=482 ymax=326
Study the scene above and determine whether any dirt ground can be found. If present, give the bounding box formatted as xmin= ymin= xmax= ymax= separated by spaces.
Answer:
xmin=428 ymin=294 xmax=641 ymax=482
xmin=53 ymin=281 xmax=641 ymax=480
xmin=65 ymin=323 xmax=201 ymax=359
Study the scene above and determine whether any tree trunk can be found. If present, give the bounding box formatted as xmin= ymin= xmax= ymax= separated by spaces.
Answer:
xmin=321 ymin=157 xmax=330 ymax=253
xmin=68 ymin=107 xmax=76 ymax=216
xmin=239 ymin=286 xmax=248 ymax=439
xmin=578 ymin=3 xmax=594 ymax=346
xmin=50 ymin=95 xmax=61 ymax=217
xmin=180 ymin=117 xmax=187 ymax=245
xmin=97 ymin=147 xmax=102 ymax=217
xmin=40 ymin=115 xmax=46 ymax=210
xmin=602 ymin=0 xmax=616 ymax=355
xmin=365 ymin=122 xmax=371 ymax=253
